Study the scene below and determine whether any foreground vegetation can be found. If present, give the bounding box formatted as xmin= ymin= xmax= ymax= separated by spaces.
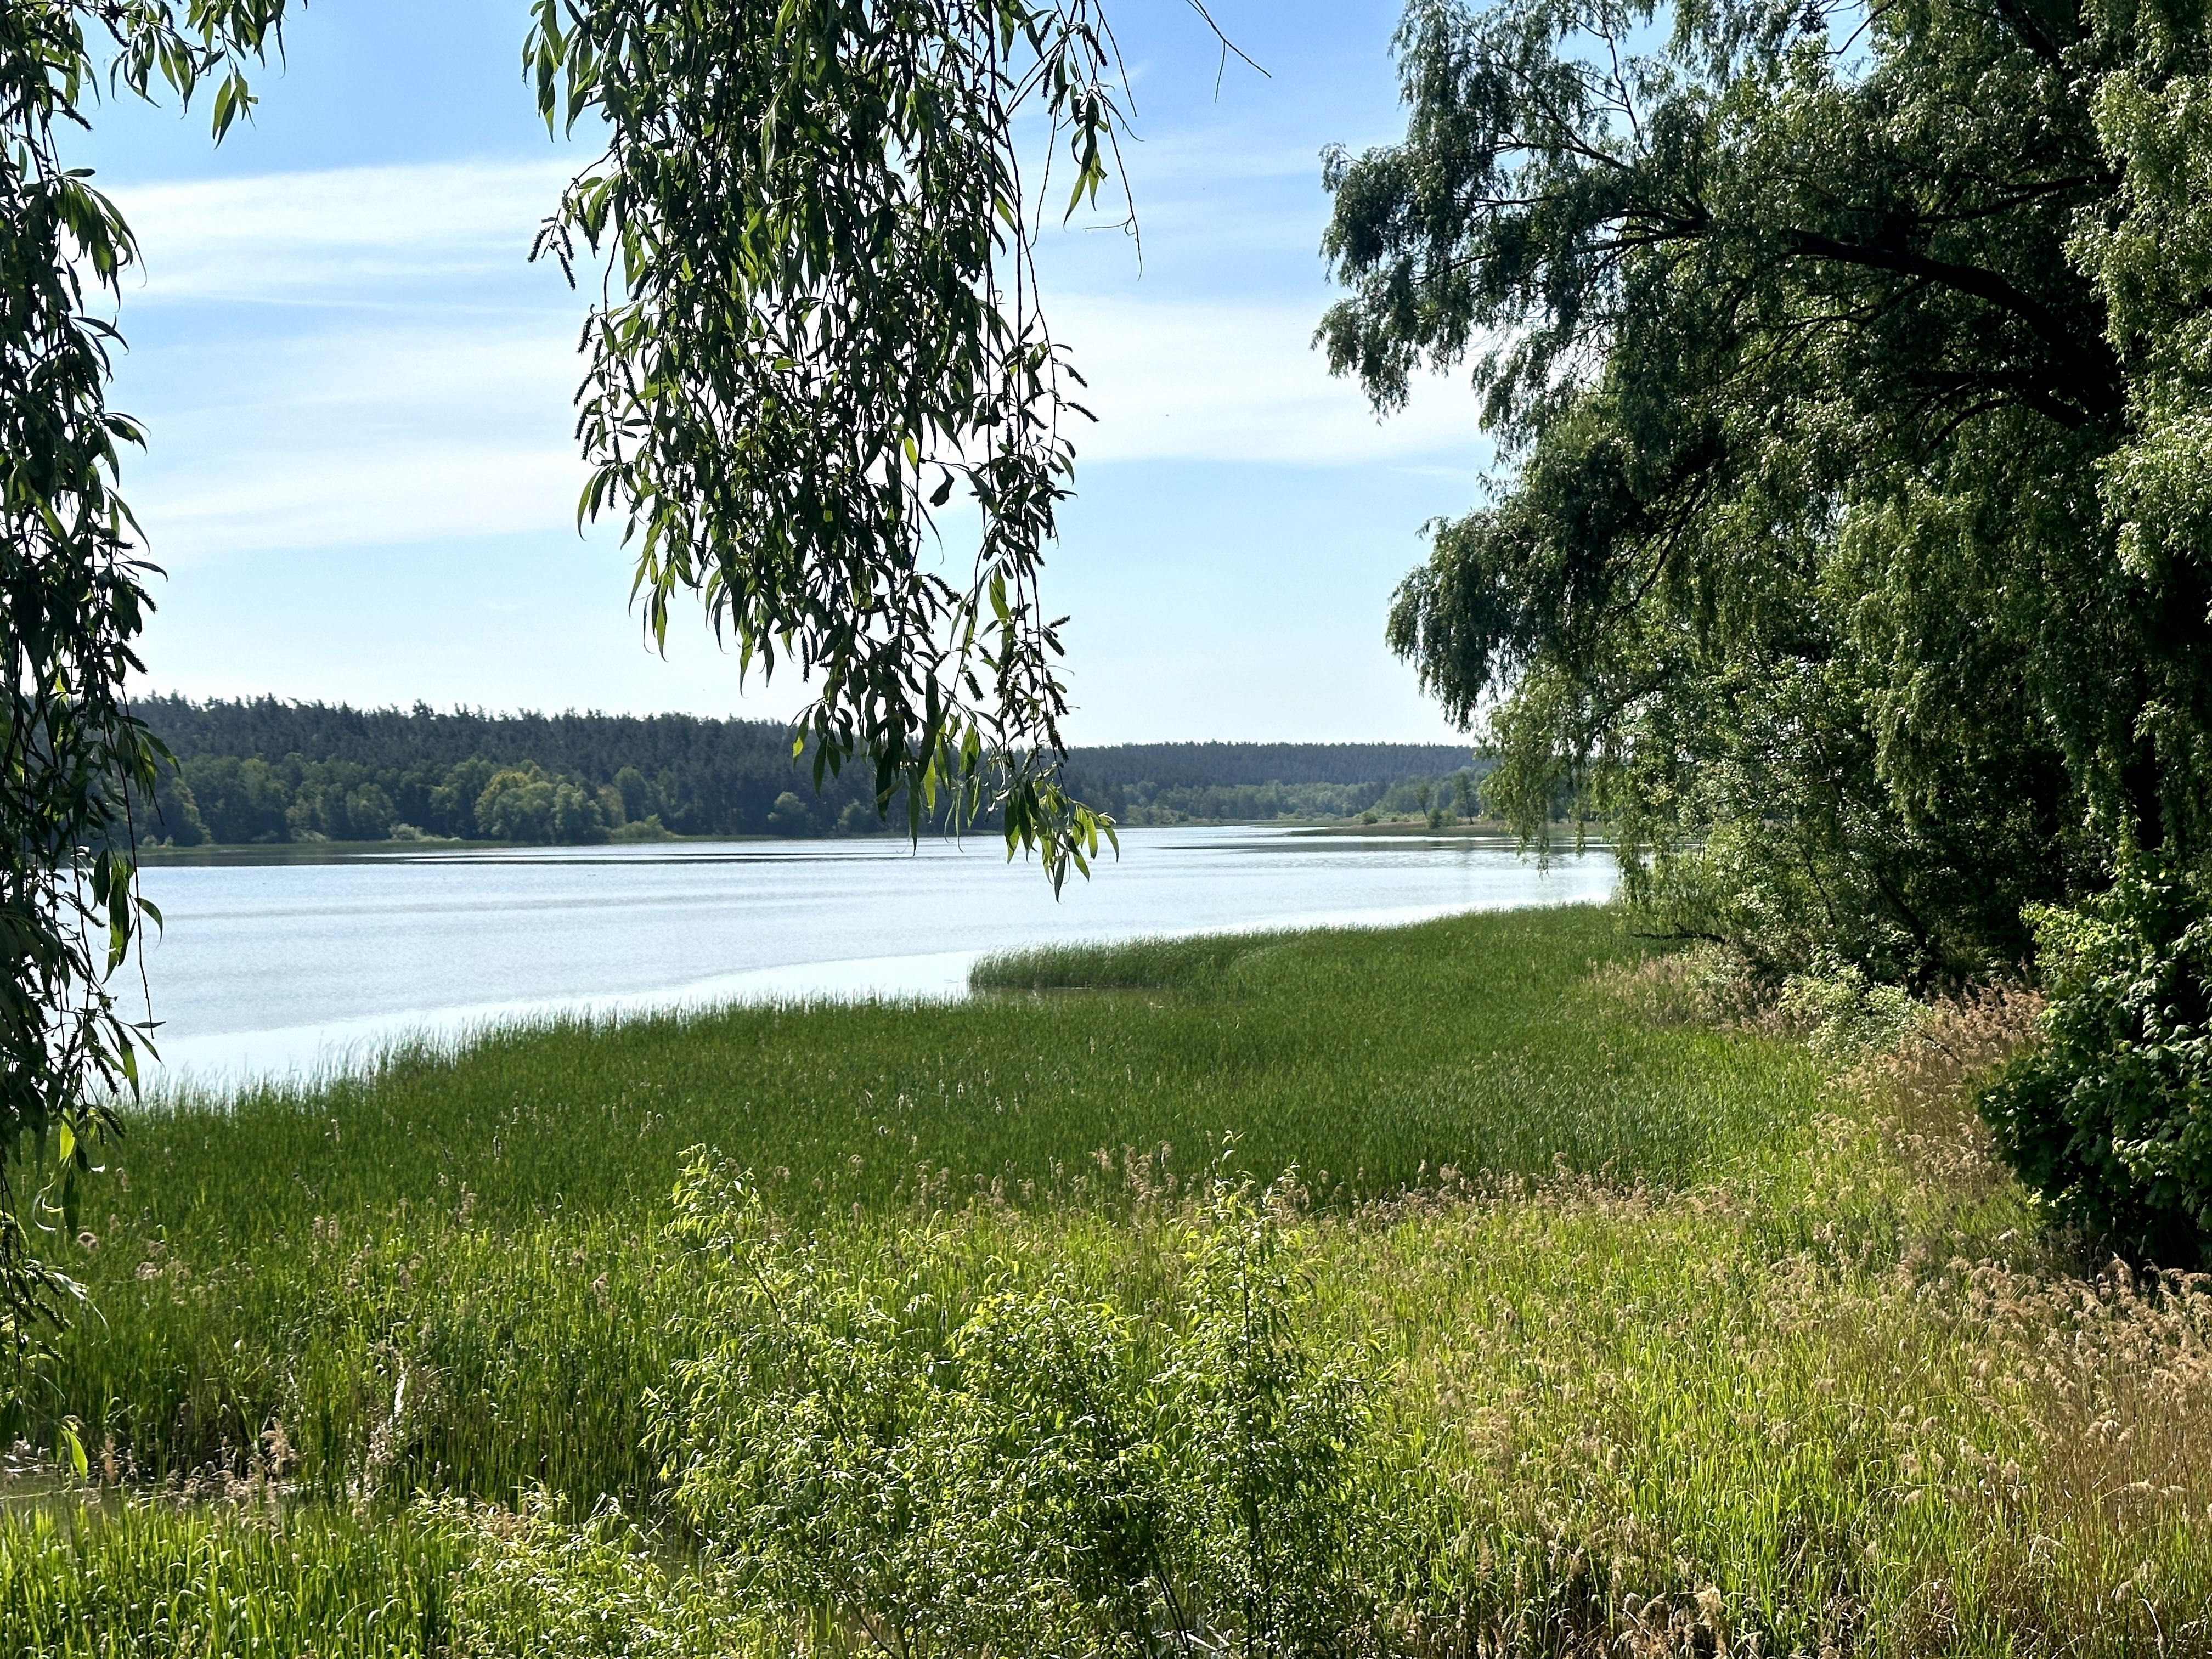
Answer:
xmin=5 ymin=906 xmax=2210 ymax=1654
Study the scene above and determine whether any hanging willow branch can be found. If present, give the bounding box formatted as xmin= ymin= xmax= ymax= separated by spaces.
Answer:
xmin=0 ymin=0 xmax=290 ymax=1446
xmin=526 ymin=0 xmax=1239 ymax=889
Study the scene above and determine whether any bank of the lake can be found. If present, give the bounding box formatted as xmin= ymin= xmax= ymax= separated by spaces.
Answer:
xmin=1292 ymin=817 xmax=1541 ymax=837
xmin=7 ymin=905 xmax=2209 ymax=1656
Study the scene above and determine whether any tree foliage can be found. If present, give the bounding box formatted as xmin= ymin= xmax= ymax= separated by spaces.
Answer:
xmin=135 ymin=697 xmax=1483 ymax=844
xmin=1984 ymin=860 xmax=2212 ymax=1265
xmin=1322 ymin=0 xmax=2212 ymax=986
xmin=0 ymin=1 xmax=289 ymax=1437
xmin=523 ymin=0 xmax=1149 ymax=888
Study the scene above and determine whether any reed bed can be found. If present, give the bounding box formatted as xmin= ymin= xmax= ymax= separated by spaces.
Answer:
xmin=0 ymin=1499 xmax=459 ymax=1656
xmin=7 ymin=905 xmax=2210 ymax=1655
xmin=46 ymin=907 xmax=1807 ymax=1496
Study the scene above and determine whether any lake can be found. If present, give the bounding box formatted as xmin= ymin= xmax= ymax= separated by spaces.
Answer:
xmin=135 ymin=826 xmax=1616 ymax=1080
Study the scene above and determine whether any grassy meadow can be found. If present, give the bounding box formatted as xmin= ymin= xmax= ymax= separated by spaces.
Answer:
xmin=5 ymin=904 xmax=2210 ymax=1655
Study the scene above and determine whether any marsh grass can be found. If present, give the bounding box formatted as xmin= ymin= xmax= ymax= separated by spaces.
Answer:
xmin=968 ymin=932 xmax=1283 ymax=992
xmin=0 ymin=1497 xmax=460 ymax=1656
xmin=8 ymin=905 xmax=2212 ymax=1655
xmin=40 ymin=907 xmax=1810 ymax=1498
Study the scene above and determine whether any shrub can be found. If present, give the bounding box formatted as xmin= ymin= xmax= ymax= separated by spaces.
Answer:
xmin=1982 ymin=861 xmax=2212 ymax=1265
xmin=654 ymin=1158 xmax=1395 ymax=1659
xmin=1166 ymin=1184 xmax=1388 ymax=1659
xmin=1775 ymin=956 xmax=1926 ymax=1064
xmin=434 ymin=1495 xmax=737 ymax=1659
xmin=765 ymin=791 xmax=814 ymax=836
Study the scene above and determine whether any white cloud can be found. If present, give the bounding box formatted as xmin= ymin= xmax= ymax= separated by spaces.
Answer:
xmin=95 ymin=159 xmax=593 ymax=560
xmin=109 ymin=159 xmax=579 ymax=302
xmin=1053 ymin=292 xmax=1481 ymax=467
xmin=101 ymin=155 xmax=1482 ymax=571
xmin=121 ymin=313 xmax=590 ymax=561
xmin=145 ymin=442 xmax=588 ymax=558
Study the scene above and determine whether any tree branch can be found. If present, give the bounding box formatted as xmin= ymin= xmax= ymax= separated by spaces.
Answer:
xmin=1780 ymin=227 xmax=2121 ymax=421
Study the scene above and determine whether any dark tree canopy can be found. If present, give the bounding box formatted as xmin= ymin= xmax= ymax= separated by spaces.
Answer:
xmin=129 ymin=696 xmax=1481 ymax=844
xmin=1322 ymin=0 xmax=2212 ymax=984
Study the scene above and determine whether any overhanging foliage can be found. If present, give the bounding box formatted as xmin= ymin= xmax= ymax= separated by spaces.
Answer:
xmin=524 ymin=0 xmax=1148 ymax=885
xmin=0 ymin=0 xmax=290 ymax=1446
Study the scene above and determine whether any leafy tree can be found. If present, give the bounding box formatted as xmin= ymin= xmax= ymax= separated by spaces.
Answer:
xmin=551 ymin=779 xmax=609 ymax=843
xmin=429 ymin=757 xmax=500 ymax=839
xmin=767 ymin=791 xmax=816 ymax=838
xmin=473 ymin=768 xmax=552 ymax=843
xmin=179 ymin=755 xmax=290 ymax=843
xmin=145 ymin=769 xmax=207 ymax=847
xmin=475 ymin=764 xmax=610 ymax=846
xmin=343 ymin=783 xmax=397 ymax=841
xmin=1321 ymin=0 xmax=2212 ymax=986
xmin=0 ymin=1 xmax=289 ymax=1444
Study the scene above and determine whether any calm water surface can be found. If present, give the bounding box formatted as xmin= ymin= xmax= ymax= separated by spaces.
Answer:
xmin=137 ymin=826 xmax=1615 ymax=1080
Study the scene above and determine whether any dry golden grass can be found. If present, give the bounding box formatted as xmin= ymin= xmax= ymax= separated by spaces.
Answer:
xmin=1497 ymin=954 xmax=2212 ymax=1654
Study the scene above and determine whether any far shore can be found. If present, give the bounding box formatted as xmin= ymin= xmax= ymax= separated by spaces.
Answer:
xmin=131 ymin=816 xmax=1596 ymax=864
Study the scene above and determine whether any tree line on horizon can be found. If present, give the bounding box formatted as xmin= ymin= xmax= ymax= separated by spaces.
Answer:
xmin=133 ymin=695 xmax=1484 ymax=847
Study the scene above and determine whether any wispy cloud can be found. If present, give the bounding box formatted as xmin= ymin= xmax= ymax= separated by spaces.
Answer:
xmin=1056 ymin=294 xmax=1482 ymax=469
xmin=105 ymin=160 xmax=591 ymax=560
xmin=145 ymin=442 xmax=587 ymax=558
xmin=105 ymin=155 xmax=1480 ymax=571
xmin=109 ymin=159 xmax=579 ymax=303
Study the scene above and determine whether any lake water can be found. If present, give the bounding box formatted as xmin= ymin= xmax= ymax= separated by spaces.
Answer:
xmin=134 ymin=827 xmax=1616 ymax=1081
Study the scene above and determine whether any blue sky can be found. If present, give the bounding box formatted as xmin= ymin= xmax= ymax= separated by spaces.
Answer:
xmin=74 ymin=1 xmax=1490 ymax=743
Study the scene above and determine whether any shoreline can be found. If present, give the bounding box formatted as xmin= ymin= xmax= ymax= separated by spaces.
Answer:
xmin=132 ymin=817 xmax=1600 ymax=864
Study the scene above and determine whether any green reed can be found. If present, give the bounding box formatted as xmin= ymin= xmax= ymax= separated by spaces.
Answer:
xmin=43 ymin=905 xmax=1812 ymax=1498
xmin=0 ymin=1499 xmax=460 ymax=1657
xmin=15 ymin=904 xmax=2204 ymax=1656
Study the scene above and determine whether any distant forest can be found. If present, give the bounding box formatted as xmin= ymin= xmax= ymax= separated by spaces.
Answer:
xmin=134 ymin=697 xmax=1485 ymax=847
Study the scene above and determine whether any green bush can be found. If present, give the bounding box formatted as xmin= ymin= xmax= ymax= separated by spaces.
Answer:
xmin=1982 ymin=861 xmax=2212 ymax=1265
xmin=655 ymin=1156 xmax=1396 ymax=1659
xmin=433 ymin=1496 xmax=741 ymax=1659
xmin=765 ymin=790 xmax=814 ymax=836
xmin=1775 ymin=956 xmax=1925 ymax=1064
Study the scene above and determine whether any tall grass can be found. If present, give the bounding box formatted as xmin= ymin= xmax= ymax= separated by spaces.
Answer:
xmin=120 ymin=907 xmax=1796 ymax=1230
xmin=46 ymin=907 xmax=1812 ymax=1497
xmin=8 ymin=904 xmax=2210 ymax=1655
xmin=0 ymin=1500 xmax=459 ymax=1656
